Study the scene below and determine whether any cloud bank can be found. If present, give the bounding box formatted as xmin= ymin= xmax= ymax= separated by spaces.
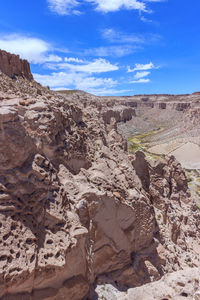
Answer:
xmin=47 ymin=0 xmax=164 ymax=15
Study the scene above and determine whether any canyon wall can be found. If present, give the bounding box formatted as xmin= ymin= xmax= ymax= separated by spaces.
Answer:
xmin=0 ymin=64 xmax=200 ymax=299
xmin=0 ymin=51 xmax=200 ymax=299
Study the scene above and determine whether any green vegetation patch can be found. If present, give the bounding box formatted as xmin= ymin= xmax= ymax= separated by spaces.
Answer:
xmin=128 ymin=128 xmax=164 ymax=162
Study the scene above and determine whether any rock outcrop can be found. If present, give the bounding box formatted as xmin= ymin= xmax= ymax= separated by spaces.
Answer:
xmin=0 ymin=50 xmax=33 ymax=80
xmin=100 ymin=93 xmax=200 ymax=113
xmin=184 ymin=107 xmax=200 ymax=128
xmin=118 ymin=268 xmax=200 ymax=300
xmin=102 ymin=106 xmax=136 ymax=124
xmin=0 ymin=64 xmax=200 ymax=300
xmin=94 ymin=268 xmax=200 ymax=299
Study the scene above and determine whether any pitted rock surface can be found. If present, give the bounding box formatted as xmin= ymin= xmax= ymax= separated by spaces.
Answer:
xmin=0 ymin=68 xmax=200 ymax=300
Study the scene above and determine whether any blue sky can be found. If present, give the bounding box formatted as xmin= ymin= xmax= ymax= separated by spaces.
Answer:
xmin=0 ymin=0 xmax=199 ymax=95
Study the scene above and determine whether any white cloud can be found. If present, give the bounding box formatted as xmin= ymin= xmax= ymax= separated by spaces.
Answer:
xmin=144 ymin=0 xmax=165 ymax=2
xmin=134 ymin=71 xmax=150 ymax=79
xmin=0 ymin=34 xmax=65 ymax=64
xmin=76 ymin=76 xmax=117 ymax=90
xmin=0 ymin=34 xmax=52 ymax=64
xmin=47 ymin=0 xmax=81 ymax=15
xmin=85 ymin=45 xmax=139 ymax=57
xmin=46 ymin=54 xmax=62 ymax=62
xmin=82 ymin=87 xmax=133 ymax=95
xmin=86 ymin=0 xmax=147 ymax=12
xmin=127 ymin=62 xmax=158 ymax=72
xmin=84 ymin=28 xmax=161 ymax=60
xmin=128 ymin=62 xmax=160 ymax=82
xmin=33 ymin=71 xmax=117 ymax=93
xmin=140 ymin=16 xmax=152 ymax=23
xmin=34 ymin=72 xmax=76 ymax=87
xmin=47 ymin=0 xmax=163 ymax=15
xmin=35 ymin=70 xmax=131 ymax=95
xmin=102 ymin=28 xmax=144 ymax=44
xmin=46 ymin=58 xmax=119 ymax=73
xmin=131 ymin=78 xmax=150 ymax=83
xmin=47 ymin=0 xmax=165 ymax=15
xmin=103 ymin=29 xmax=161 ymax=45
xmin=64 ymin=57 xmax=84 ymax=63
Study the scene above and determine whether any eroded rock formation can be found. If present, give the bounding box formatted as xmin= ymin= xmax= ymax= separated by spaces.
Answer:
xmin=102 ymin=106 xmax=136 ymax=124
xmin=118 ymin=268 xmax=200 ymax=300
xmin=0 ymin=56 xmax=200 ymax=300
xmin=0 ymin=50 xmax=33 ymax=80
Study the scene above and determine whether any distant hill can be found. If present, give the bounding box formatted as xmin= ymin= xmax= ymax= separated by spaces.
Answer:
xmin=57 ymin=89 xmax=92 ymax=96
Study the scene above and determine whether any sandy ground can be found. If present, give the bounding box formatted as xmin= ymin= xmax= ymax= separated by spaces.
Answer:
xmin=148 ymin=142 xmax=200 ymax=169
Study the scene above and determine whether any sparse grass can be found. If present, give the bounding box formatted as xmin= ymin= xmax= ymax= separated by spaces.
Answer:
xmin=128 ymin=141 xmax=145 ymax=153
xmin=128 ymin=131 xmax=153 ymax=154
xmin=157 ymin=214 xmax=162 ymax=221
xmin=145 ymin=151 xmax=164 ymax=161
xmin=128 ymin=129 xmax=161 ymax=144
xmin=128 ymin=128 xmax=165 ymax=162
xmin=186 ymin=172 xmax=193 ymax=183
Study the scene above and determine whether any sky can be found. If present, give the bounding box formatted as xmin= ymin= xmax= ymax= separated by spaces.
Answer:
xmin=0 ymin=0 xmax=200 ymax=95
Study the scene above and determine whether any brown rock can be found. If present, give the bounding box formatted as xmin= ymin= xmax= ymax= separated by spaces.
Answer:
xmin=0 ymin=50 xmax=33 ymax=80
xmin=0 ymin=58 xmax=199 ymax=300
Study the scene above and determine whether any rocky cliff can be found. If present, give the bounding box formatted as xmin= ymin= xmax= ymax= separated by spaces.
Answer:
xmin=102 ymin=106 xmax=136 ymax=124
xmin=0 ymin=50 xmax=33 ymax=80
xmin=100 ymin=93 xmax=200 ymax=111
xmin=0 ymin=56 xmax=200 ymax=300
